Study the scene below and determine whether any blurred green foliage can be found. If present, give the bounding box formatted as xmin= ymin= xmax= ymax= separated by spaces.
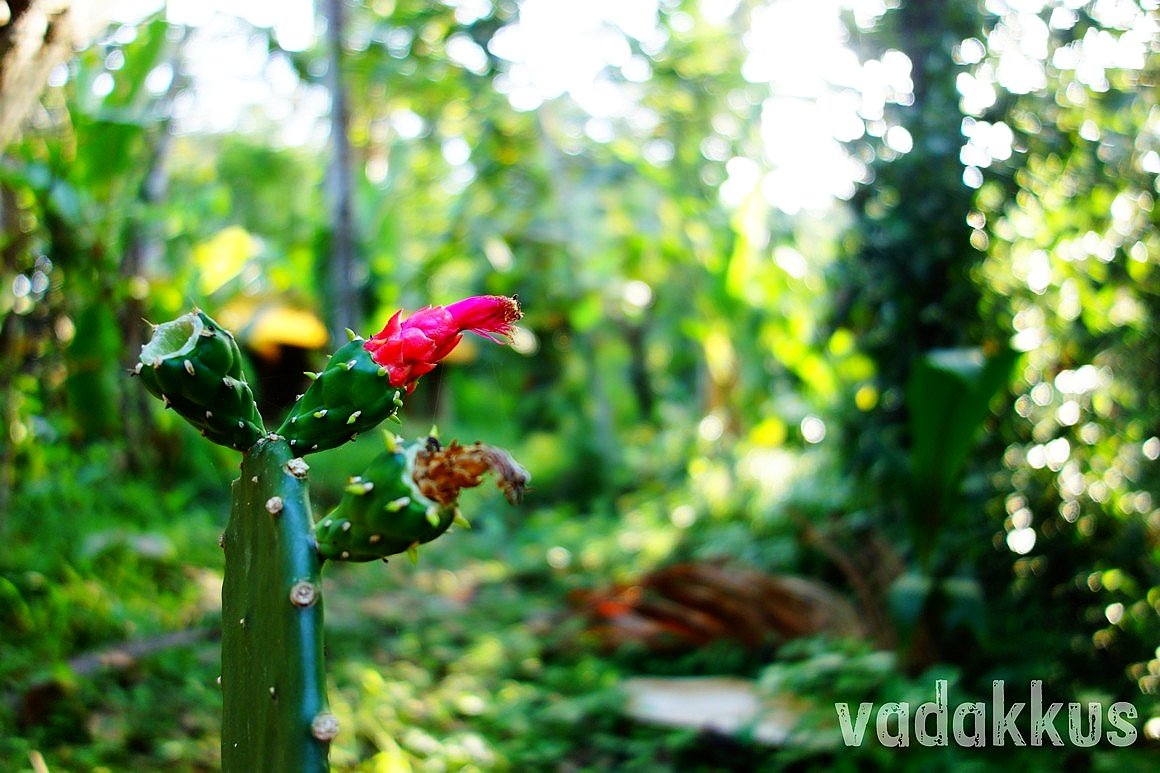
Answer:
xmin=1 ymin=0 xmax=1158 ymax=770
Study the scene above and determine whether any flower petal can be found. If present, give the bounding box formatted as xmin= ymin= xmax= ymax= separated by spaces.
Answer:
xmin=364 ymin=295 xmax=522 ymax=392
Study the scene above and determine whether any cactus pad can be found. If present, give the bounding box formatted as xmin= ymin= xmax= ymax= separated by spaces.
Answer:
xmin=276 ymin=338 xmax=403 ymax=456
xmin=316 ymin=435 xmax=529 ymax=562
xmin=136 ymin=311 xmax=265 ymax=450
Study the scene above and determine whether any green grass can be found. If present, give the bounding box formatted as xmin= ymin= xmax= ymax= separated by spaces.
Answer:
xmin=2 ymin=441 xmax=1156 ymax=772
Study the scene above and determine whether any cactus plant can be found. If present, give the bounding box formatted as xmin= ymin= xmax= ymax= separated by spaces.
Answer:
xmin=134 ymin=296 xmax=526 ymax=772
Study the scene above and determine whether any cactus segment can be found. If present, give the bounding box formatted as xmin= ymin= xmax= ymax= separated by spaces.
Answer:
xmin=275 ymin=340 xmax=402 ymax=455
xmin=221 ymin=438 xmax=331 ymax=772
xmin=137 ymin=311 xmax=265 ymax=450
xmin=316 ymin=437 xmax=528 ymax=562
xmin=314 ymin=440 xmax=451 ymax=562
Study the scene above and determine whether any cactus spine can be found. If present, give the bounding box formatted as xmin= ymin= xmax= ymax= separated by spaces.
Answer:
xmin=221 ymin=438 xmax=331 ymax=771
xmin=135 ymin=297 xmax=524 ymax=772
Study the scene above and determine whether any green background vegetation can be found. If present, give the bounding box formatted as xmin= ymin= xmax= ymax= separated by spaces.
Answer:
xmin=1 ymin=0 xmax=1158 ymax=769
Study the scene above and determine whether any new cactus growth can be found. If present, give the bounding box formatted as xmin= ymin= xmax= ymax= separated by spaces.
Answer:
xmin=135 ymin=295 xmax=525 ymax=772
xmin=276 ymin=335 xmax=405 ymax=455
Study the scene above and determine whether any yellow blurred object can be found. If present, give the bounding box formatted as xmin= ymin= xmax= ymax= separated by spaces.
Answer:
xmin=193 ymin=226 xmax=260 ymax=295
xmin=368 ymin=737 xmax=413 ymax=773
xmin=855 ymin=383 xmax=879 ymax=411
xmin=827 ymin=327 xmax=856 ymax=357
xmin=703 ymin=328 xmax=737 ymax=386
xmin=749 ymin=417 xmax=787 ymax=447
xmin=216 ymin=297 xmax=330 ymax=360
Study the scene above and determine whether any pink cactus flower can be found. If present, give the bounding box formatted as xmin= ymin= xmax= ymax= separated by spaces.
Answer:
xmin=364 ymin=295 xmax=522 ymax=392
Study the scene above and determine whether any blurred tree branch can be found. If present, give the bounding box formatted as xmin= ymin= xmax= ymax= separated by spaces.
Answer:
xmin=14 ymin=627 xmax=218 ymax=731
xmin=0 ymin=0 xmax=104 ymax=148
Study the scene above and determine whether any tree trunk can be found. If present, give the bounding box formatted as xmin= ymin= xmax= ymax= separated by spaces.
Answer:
xmin=0 ymin=0 xmax=103 ymax=148
xmin=321 ymin=0 xmax=360 ymax=341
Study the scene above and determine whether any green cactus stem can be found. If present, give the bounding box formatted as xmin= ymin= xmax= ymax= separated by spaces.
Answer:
xmin=136 ymin=310 xmax=265 ymax=451
xmin=276 ymin=336 xmax=404 ymax=456
xmin=316 ymin=434 xmax=529 ymax=562
xmin=221 ymin=437 xmax=332 ymax=771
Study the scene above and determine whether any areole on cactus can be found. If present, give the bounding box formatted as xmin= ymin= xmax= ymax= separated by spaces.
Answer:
xmin=135 ymin=294 xmax=526 ymax=772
